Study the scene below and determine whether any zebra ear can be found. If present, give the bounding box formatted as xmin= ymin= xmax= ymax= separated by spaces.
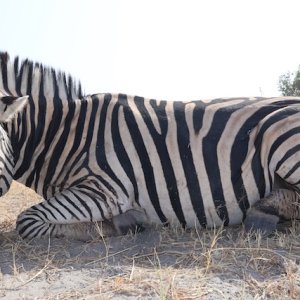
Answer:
xmin=0 ymin=96 xmax=29 ymax=122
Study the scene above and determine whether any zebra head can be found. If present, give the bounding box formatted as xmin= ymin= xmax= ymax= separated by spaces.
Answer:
xmin=0 ymin=94 xmax=28 ymax=196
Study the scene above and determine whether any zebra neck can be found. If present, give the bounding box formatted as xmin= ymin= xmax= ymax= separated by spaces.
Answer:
xmin=6 ymin=95 xmax=98 ymax=193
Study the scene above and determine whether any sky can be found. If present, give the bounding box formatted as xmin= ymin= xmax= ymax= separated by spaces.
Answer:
xmin=1 ymin=0 xmax=300 ymax=100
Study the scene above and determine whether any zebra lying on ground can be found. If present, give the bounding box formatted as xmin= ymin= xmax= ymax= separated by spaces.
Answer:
xmin=0 ymin=52 xmax=300 ymax=241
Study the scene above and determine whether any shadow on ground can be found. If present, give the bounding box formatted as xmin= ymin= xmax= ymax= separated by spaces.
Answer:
xmin=1 ymin=223 xmax=300 ymax=299
xmin=0 ymin=226 xmax=162 ymax=275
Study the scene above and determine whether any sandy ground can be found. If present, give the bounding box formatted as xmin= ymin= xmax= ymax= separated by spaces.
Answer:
xmin=1 ymin=182 xmax=300 ymax=299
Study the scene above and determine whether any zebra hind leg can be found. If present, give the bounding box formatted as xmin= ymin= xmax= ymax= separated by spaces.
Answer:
xmin=244 ymin=189 xmax=300 ymax=235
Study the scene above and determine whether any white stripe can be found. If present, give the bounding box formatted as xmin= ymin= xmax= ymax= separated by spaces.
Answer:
xmin=118 ymin=99 xmax=161 ymax=223
xmin=144 ymin=97 xmax=162 ymax=135
xmin=192 ymin=99 xmax=245 ymax=226
xmin=128 ymin=95 xmax=176 ymax=223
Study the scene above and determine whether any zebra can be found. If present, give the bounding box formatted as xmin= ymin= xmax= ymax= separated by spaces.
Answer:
xmin=0 ymin=52 xmax=300 ymax=241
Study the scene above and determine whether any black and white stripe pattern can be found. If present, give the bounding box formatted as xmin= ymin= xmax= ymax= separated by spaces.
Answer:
xmin=1 ymin=52 xmax=300 ymax=239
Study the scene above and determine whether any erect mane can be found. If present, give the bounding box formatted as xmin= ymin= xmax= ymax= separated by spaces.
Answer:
xmin=0 ymin=52 xmax=83 ymax=102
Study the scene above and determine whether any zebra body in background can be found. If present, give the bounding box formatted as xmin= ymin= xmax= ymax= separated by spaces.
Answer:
xmin=0 ymin=52 xmax=300 ymax=240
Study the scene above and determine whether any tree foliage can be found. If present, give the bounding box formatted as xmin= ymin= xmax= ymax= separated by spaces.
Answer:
xmin=278 ymin=66 xmax=300 ymax=96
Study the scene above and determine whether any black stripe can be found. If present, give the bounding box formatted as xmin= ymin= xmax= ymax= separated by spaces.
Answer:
xmin=70 ymin=190 xmax=93 ymax=221
xmin=134 ymin=96 xmax=187 ymax=227
xmin=35 ymin=67 xmax=47 ymax=143
xmin=192 ymin=100 xmax=206 ymax=134
xmin=23 ymin=68 xmax=47 ymax=186
xmin=111 ymin=99 xmax=139 ymax=204
xmin=31 ymin=73 xmax=63 ymax=195
xmin=60 ymin=95 xmax=117 ymax=198
xmin=52 ymin=95 xmax=118 ymax=198
xmin=0 ymin=175 xmax=11 ymax=189
xmin=202 ymin=110 xmax=234 ymax=225
xmin=252 ymin=105 xmax=300 ymax=198
xmin=76 ymin=183 xmax=108 ymax=201
xmin=47 ymin=198 xmax=67 ymax=219
xmin=49 ymin=224 xmax=56 ymax=237
xmin=18 ymin=219 xmax=40 ymax=237
xmin=205 ymin=99 xmax=278 ymax=223
xmin=64 ymin=99 xmax=87 ymax=160
xmin=54 ymin=196 xmax=81 ymax=221
xmin=119 ymin=94 xmax=167 ymax=224
xmin=25 ymin=222 xmax=47 ymax=239
xmin=79 ymin=189 xmax=106 ymax=220
xmin=267 ymin=126 xmax=300 ymax=183
xmin=46 ymin=101 xmax=95 ymax=193
xmin=25 ymin=61 xmax=33 ymax=96
xmin=85 ymin=172 xmax=118 ymax=200
xmin=0 ymin=152 xmax=13 ymax=167
xmin=231 ymin=102 xmax=284 ymax=216
xmin=61 ymin=193 xmax=87 ymax=218
xmin=276 ymin=144 xmax=300 ymax=175
xmin=38 ymin=202 xmax=57 ymax=221
xmin=18 ymin=207 xmax=49 ymax=223
xmin=15 ymin=58 xmax=24 ymax=96
xmin=54 ymin=99 xmax=87 ymax=186
xmin=283 ymin=161 xmax=300 ymax=180
xmin=96 ymin=94 xmax=129 ymax=197
xmin=174 ymin=101 xmax=207 ymax=227
xmin=28 ymin=224 xmax=45 ymax=239
xmin=13 ymin=56 xmax=19 ymax=90
xmin=208 ymin=97 xmax=253 ymax=105
xmin=0 ymin=52 xmax=9 ymax=93
xmin=33 ymin=224 xmax=49 ymax=238
xmin=42 ymin=101 xmax=76 ymax=186
xmin=10 ymin=85 xmax=28 ymax=163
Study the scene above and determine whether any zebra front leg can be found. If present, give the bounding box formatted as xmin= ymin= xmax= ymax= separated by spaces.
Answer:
xmin=244 ymin=189 xmax=300 ymax=235
xmin=16 ymin=188 xmax=148 ymax=241
xmin=16 ymin=207 xmax=117 ymax=241
xmin=16 ymin=188 xmax=119 ymax=241
xmin=17 ymin=206 xmax=148 ymax=241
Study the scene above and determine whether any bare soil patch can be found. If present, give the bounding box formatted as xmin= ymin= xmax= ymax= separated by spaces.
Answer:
xmin=1 ymin=182 xmax=300 ymax=299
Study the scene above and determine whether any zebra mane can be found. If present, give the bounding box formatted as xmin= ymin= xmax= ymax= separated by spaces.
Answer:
xmin=0 ymin=52 xmax=83 ymax=102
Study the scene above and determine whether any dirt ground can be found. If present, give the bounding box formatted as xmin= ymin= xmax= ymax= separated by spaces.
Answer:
xmin=1 ymin=182 xmax=300 ymax=299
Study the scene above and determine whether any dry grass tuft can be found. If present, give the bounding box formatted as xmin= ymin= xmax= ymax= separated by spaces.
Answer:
xmin=1 ymin=182 xmax=300 ymax=299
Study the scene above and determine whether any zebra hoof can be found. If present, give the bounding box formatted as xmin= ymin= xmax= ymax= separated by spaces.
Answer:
xmin=244 ymin=209 xmax=279 ymax=236
xmin=112 ymin=209 xmax=148 ymax=235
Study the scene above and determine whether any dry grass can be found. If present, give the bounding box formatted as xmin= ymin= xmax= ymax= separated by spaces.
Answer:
xmin=1 ymin=182 xmax=300 ymax=299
